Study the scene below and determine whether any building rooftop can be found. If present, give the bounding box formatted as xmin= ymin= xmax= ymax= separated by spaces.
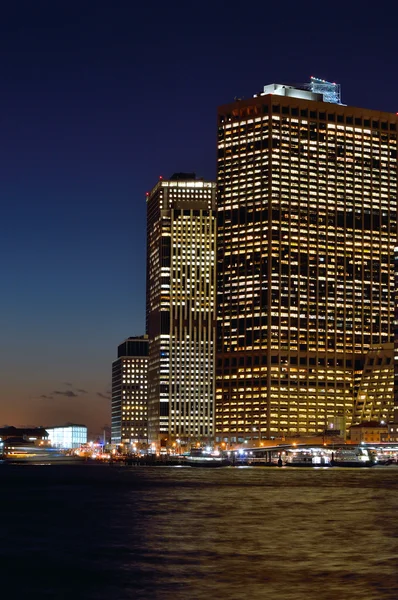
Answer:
xmin=169 ymin=172 xmax=197 ymax=181
xmin=256 ymin=76 xmax=342 ymax=105
xmin=0 ymin=426 xmax=48 ymax=439
xmin=45 ymin=424 xmax=87 ymax=430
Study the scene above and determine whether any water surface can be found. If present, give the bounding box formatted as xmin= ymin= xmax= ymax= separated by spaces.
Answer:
xmin=1 ymin=465 xmax=397 ymax=599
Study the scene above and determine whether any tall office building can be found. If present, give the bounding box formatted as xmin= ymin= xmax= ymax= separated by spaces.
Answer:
xmin=391 ymin=244 xmax=398 ymax=440
xmin=216 ymin=78 xmax=397 ymax=444
xmin=390 ymin=250 xmax=398 ymax=442
xmin=111 ymin=336 xmax=149 ymax=447
xmin=146 ymin=173 xmax=217 ymax=446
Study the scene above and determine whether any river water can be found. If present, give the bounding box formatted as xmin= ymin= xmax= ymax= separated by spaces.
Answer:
xmin=1 ymin=464 xmax=397 ymax=599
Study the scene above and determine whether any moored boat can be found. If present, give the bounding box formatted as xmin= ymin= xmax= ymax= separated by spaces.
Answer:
xmin=184 ymin=455 xmax=231 ymax=467
xmin=285 ymin=448 xmax=331 ymax=467
xmin=330 ymin=447 xmax=373 ymax=467
xmin=184 ymin=449 xmax=231 ymax=468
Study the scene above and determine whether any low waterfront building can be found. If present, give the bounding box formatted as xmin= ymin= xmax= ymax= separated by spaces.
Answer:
xmin=349 ymin=421 xmax=388 ymax=444
xmin=0 ymin=426 xmax=49 ymax=442
xmin=45 ymin=424 xmax=87 ymax=449
xmin=387 ymin=422 xmax=398 ymax=443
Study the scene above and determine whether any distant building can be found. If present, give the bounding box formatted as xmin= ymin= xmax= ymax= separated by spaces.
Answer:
xmin=352 ymin=343 xmax=394 ymax=425
xmin=0 ymin=426 xmax=48 ymax=442
xmin=388 ymin=422 xmax=398 ymax=442
xmin=349 ymin=421 xmax=388 ymax=444
xmin=46 ymin=424 xmax=87 ymax=449
xmin=146 ymin=173 xmax=217 ymax=447
xmin=111 ymin=336 xmax=149 ymax=447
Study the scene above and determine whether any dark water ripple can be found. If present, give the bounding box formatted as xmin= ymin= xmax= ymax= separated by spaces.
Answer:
xmin=0 ymin=465 xmax=397 ymax=599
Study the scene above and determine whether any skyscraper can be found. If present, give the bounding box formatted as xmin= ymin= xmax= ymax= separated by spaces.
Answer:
xmin=146 ymin=173 xmax=217 ymax=447
xmin=394 ymin=245 xmax=398 ymax=425
xmin=216 ymin=79 xmax=397 ymax=444
xmin=111 ymin=336 xmax=149 ymax=447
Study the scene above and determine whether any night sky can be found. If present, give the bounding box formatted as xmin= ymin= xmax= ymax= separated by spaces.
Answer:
xmin=1 ymin=1 xmax=397 ymax=437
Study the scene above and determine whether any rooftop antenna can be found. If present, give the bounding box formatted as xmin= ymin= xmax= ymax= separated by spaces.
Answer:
xmin=309 ymin=76 xmax=341 ymax=104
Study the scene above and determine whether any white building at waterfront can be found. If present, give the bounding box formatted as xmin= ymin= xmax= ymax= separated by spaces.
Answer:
xmin=46 ymin=424 xmax=87 ymax=449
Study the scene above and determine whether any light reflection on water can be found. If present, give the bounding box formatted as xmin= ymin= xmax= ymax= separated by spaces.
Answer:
xmin=1 ymin=466 xmax=397 ymax=599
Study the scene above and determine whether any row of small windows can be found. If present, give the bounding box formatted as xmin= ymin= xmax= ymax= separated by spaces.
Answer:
xmin=271 ymin=106 xmax=395 ymax=130
xmin=367 ymin=356 xmax=393 ymax=366
xmin=220 ymin=105 xmax=397 ymax=131
xmin=173 ymin=209 xmax=212 ymax=217
xmin=217 ymin=356 xmax=360 ymax=368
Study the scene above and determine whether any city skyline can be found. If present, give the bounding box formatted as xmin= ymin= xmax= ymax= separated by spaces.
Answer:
xmin=1 ymin=1 xmax=398 ymax=434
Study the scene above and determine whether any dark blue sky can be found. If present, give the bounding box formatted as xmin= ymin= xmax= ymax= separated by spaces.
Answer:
xmin=1 ymin=1 xmax=397 ymax=435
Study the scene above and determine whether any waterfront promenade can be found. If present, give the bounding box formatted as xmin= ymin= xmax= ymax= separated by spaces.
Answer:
xmin=107 ymin=442 xmax=398 ymax=468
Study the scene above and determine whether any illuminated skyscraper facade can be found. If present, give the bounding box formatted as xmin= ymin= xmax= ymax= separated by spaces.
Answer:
xmin=111 ymin=336 xmax=149 ymax=446
xmin=394 ymin=246 xmax=398 ymax=423
xmin=352 ymin=343 xmax=394 ymax=425
xmin=146 ymin=173 xmax=216 ymax=446
xmin=216 ymin=81 xmax=397 ymax=443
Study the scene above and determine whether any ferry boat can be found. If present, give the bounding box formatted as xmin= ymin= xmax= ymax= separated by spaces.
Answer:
xmin=330 ymin=447 xmax=373 ymax=467
xmin=286 ymin=451 xmax=331 ymax=467
xmin=284 ymin=445 xmax=373 ymax=467
xmin=2 ymin=443 xmax=84 ymax=464
xmin=184 ymin=449 xmax=231 ymax=468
